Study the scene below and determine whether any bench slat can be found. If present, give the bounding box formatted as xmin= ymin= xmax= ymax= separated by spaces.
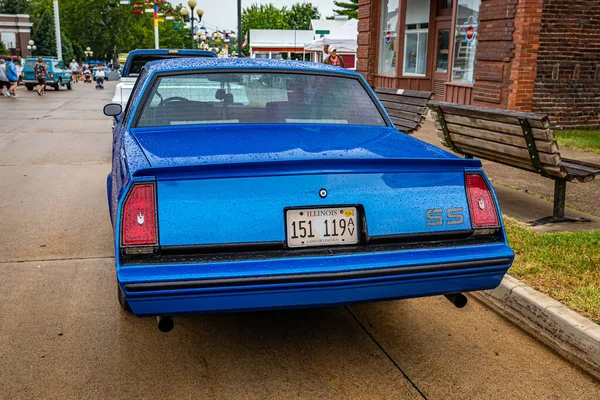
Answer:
xmin=394 ymin=120 xmax=420 ymax=132
xmin=375 ymin=87 xmax=433 ymax=99
xmin=380 ymin=100 xmax=425 ymax=115
xmin=434 ymin=121 xmax=559 ymax=154
xmin=387 ymin=109 xmax=425 ymax=123
xmin=438 ymin=113 xmax=554 ymax=141
xmin=429 ymin=101 xmax=551 ymax=129
xmin=561 ymin=158 xmax=600 ymax=171
xmin=376 ymin=93 xmax=430 ymax=107
xmin=447 ymin=141 xmax=567 ymax=179
xmin=435 ymin=130 xmax=561 ymax=166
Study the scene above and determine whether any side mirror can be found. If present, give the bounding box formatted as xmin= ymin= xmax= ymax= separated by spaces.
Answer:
xmin=104 ymin=103 xmax=122 ymax=117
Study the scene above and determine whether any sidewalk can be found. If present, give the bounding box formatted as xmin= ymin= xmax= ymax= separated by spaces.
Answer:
xmin=414 ymin=121 xmax=600 ymax=233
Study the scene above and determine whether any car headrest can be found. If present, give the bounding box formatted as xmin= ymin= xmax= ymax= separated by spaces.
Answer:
xmin=223 ymin=93 xmax=234 ymax=105
xmin=215 ymin=89 xmax=225 ymax=100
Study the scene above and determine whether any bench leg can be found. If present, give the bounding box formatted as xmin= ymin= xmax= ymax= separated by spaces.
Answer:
xmin=530 ymin=179 xmax=591 ymax=225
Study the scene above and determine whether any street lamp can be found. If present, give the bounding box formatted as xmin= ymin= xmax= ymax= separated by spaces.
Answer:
xmin=84 ymin=47 xmax=94 ymax=62
xmin=180 ymin=0 xmax=203 ymax=49
xmin=27 ymin=39 xmax=37 ymax=55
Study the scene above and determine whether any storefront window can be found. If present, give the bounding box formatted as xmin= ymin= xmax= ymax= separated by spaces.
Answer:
xmin=403 ymin=0 xmax=430 ymax=76
xmin=436 ymin=29 xmax=450 ymax=72
xmin=451 ymin=0 xmax=480 ymax=84
xmin=378 ymin=0 xmax=399 ymax=75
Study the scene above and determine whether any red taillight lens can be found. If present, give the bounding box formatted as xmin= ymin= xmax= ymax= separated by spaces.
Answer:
xmin=465 ymin=173 xmax=499 ymax=228
xmin=122 ymin=183 xmax=157 ymax=246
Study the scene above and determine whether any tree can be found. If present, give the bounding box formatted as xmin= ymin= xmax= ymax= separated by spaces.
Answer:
xmin=0 ymin=40 xmax=8 ymax=55
xmin=0 ymin=0 xmax=30 ymax=14
xmin=29 ymin=2 xmax=56 ymax=57
xmin=333 ymin=0 xmax=358 ymax=19
xmin=288 ymin=3 xmax=321 ymax=30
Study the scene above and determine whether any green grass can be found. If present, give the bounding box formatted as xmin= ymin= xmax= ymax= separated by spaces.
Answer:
xmin=504 ymin=217 xmax=600 ymax=324
xmin=555 ymin=130 xmax=600 ymax=154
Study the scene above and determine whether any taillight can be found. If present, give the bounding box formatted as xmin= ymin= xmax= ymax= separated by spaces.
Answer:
xmin=121 ymin=183 xmax=157 ymax=248
xmin=465 ymin=173 xmax=500 ymax=228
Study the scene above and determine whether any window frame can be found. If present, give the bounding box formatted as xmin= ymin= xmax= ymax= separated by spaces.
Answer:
xmin=131 ymin=69 xmax=393 ymax=129
xmin=377 ymin=0 xmax=400 ymax=76
xmin=402 ymin=24 xmax=429 ymax=77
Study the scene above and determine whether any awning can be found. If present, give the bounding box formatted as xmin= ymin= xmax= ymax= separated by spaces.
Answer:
xmin=304 ymin=19 xmax=357 ymax=52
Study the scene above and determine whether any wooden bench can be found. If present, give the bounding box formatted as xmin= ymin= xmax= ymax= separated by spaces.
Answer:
xmin=428 ymin=101 xmax=600 ymax=225
xmin=375 ymin=87 xmax=433 ymax=134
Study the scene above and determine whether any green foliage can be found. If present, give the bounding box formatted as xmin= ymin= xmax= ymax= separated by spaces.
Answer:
xmin=333 ymin=0 xmax=358 ymax=19
xmin=0 ymin=0 xmax=30 ymax=14
xmin=30 ymin=1 xmax=56 ymax=57
xmin=555 ymin=130 xmax=600 ymax=154
xmin=505 ymin=216 xmax=600 ymax=323
xmin=241 ymin=2 xmax=320 ymax=56
xmin=242 ymin=2 xmax=320 ymax=32
xmin=288 ymin=3 xmax=321 ymax=29
xmin=0 ymin=40 xmax=8 ymax=55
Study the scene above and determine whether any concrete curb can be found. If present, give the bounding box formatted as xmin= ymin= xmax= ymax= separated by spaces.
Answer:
xmin=470 ymin=275 xmax=600 ymax=380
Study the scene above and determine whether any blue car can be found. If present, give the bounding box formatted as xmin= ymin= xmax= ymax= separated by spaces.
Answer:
xmin=104 ymin=58 xmax=513 ymax=331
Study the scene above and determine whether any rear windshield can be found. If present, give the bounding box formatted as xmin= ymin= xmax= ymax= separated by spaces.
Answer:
xmin=136 ymin=72 xmax=387 ymax=127
xmin=25 ymin=60 xmax=51 ymax=68
xmin=125 ymin=54 xmax=212 ymax=76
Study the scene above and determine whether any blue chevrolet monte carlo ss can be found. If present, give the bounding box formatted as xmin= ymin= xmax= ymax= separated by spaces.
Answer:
xmin=104 ymin=58 xmax=513 ymax=330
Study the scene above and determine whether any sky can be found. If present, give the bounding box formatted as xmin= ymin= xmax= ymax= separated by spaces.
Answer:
xmin=171 ymin=0 xmax=337 ymax=33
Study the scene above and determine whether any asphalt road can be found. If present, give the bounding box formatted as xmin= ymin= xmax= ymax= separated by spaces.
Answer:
xmin=0 ymin=81 xmax=598 ymax=399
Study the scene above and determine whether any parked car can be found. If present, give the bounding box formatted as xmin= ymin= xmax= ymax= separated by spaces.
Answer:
xmin=21 ymin=57 xmax=73 ymax=91
xmin=104 ymin=58 xmax=514 ymax=331
xmin=111 ymin=49 xmax=216 ymax=109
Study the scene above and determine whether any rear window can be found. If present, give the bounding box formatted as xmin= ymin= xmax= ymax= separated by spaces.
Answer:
xmin=136 ymin=72 xmax=387 ymax=128
xmin=25 ymin=60 xmax=50 ymax=68
xmin=125 ymin=54 xmax=212 ymax=76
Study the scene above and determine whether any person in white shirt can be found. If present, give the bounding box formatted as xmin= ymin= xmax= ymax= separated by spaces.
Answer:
xmin=70 ymin=59 xmax=80 ymax=82
xmin=95 ymin=67 xmax=106 ymax=89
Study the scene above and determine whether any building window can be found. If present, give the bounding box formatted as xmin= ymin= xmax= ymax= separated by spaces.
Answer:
xmin=403 ymin=0 xmax=430 ymax=76
xmin=451 ymin=0 xmax=480 ymax=84
xmin=378 ymin=0 xmax=399 ymax=75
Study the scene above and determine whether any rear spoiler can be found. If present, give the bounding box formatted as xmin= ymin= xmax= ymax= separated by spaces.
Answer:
xmin=132 ymin=157 xmax=482 ymax=179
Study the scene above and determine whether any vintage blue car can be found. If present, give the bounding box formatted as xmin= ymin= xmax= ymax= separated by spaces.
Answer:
xmin=104 ymin=58 xmax=513 ymax=331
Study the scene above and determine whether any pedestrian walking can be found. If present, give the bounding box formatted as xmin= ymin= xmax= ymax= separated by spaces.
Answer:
xmin=5 ymin=57 xmax=19 ymax=98
xmin=0 ymin=59 xmax=9 ymax=97
xmin=70 ymin=59 xmax=80 ymax=83
xmin=34 ymin=57 xmax=48 ymax=96
xmin=323 ymin=47 xmax=345 ymax=68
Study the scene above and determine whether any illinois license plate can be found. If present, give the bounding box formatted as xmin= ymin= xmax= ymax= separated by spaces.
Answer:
xmin=285 ymin=207 xmax=359 ymax=248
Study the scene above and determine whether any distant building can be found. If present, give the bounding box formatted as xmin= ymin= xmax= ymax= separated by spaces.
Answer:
xmin=0 ymin=14 xmax=33 ymax=58
xmin=249 ymin=29 xmax=314 ymax=60
xmin=357 ymin=0 xmax=600 ymax=128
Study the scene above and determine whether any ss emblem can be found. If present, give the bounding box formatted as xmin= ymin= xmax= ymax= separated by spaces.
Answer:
xmin=426 ymin=207 xmax=464 ymax=226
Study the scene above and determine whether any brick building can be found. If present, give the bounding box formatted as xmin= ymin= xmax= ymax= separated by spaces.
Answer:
xmin=0 ymin=14 xmax=32 ymax=59
xmin=357 ymin=0 xmax=600 ymax=128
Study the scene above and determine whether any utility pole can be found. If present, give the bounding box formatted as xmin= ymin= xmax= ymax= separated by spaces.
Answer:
xmin=53 ymin=0 xmax=63 ymax=60
xmin=153 ymin=1 xmax=159 ymax=49
xmin=237 ymin=0 xmax=242 ymax=57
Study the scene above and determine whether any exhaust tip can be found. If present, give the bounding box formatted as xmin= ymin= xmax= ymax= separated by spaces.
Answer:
xmin=157 ymin=316 xmax=174 ymax=332
xmin=444 ymin=293 xmax=468 ymax=308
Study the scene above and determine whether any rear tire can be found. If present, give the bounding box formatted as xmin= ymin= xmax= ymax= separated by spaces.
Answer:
xmin=66 ymin=82 xmax=72 ymax=90
xmin=117 ymin=284 xmax=132 ymax=312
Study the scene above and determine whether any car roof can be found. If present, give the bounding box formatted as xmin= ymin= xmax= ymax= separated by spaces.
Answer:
xmin=127 ymin=49 xmax=216 ymax=57
xmin=143 ymin=57 xmax=360 ymax=77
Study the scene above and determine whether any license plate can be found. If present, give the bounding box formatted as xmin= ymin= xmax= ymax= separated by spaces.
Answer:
xmin=285 ymin=207 xmax=359 ymax=248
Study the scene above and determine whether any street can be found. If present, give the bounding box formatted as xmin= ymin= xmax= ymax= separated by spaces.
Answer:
xmin=0 ymin=82 xmax=598 ymax=399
